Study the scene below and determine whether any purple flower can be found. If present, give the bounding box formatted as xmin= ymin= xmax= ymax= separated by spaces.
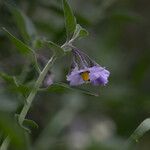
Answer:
xmin=67 ymin=48 xmax=110 ymax=86
xmin=90 ymin=66 xmax=110 ymax=86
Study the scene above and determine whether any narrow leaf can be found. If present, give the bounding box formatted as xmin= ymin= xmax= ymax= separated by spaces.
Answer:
xmin=2 ymin=28 xmax=33 ymax=55
xmin=7 ymin=4 xmax=36 ymax=42
xmin=0 ymin=114 xmax=27 ymax=149
xmin=2 ymin=28 xmax=40 ymax=73
xmin=40 ymin=82 xmax=99 ymax=96
xmin=130 ymin=118 xmax=150 ymax=142
xmin=62 ymin=0 xmax=76 ymax=40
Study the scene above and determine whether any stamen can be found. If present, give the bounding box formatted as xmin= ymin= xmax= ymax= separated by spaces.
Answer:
xmin=80 ymin=71 xmax=90 ymax=81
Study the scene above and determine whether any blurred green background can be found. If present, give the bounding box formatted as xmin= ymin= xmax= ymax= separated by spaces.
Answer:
xmin=0 ymin=0 xmax=150 ymax=149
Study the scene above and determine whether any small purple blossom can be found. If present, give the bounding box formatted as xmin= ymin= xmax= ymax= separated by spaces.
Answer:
xmin=90 ymin=66 xmax=110 ymax=86
xmin=67 ymin=48 xmax=110 ymax=86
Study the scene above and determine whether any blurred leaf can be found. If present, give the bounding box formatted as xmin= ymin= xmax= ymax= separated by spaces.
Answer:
xmin=110 ymin=10 xmax=142 ymax=23
xmin=7 ymin=4 xmax=36 ymax=42
xmin=62 ymin=0 xmax=76 ymax=40
xmin=43 ymin=40 xmax=64 ymax=57
xmin=2 ymin=28 xmax=33 ymax=55
xmin=130 ymin=118 xmax=150 ymax=142
xmin=72 ymin=24 xmax=89 ymax=41
xmin=0 ymin=114 xmax=27 ymax=150
xmin=15 ymin=114 xmax=38 ymax=133
xmin=40 ymin=82 xmax=99 ymax=96
xmin=34 ymin=93 xmax=84 ymax=150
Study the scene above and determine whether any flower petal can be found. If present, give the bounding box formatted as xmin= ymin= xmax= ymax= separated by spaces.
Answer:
xmin=67 ymin=69 xmax=85 ymax=86
xmin=89 ymin=66 xmax=110 ymax=85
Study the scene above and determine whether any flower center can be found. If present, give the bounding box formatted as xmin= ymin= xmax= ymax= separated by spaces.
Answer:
xmin=80 ymin=71 xmax=90 ymax=81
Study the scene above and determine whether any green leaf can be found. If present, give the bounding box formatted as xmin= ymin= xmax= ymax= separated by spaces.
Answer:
xmin=13 ymin=84 xmax=31 ymax=98
xmin=44 ymin=41 xmax=64 ymax=57
xmin=0 ymin=71 xmax=30 ymax=98
xmin=2 ymin=28 xmax=40 ymax=73
xmin=0 ymin=114 xmax=27 ymax=149
xmin=40 ymin=82 xmax=99 ymax=97
xmin=0 ymin=72 xmax=18 ymax=87
xmin=7 ymin=4 xmax=36 ymax=42
xmin=130 ymin=118 xmax=150 ymax=142
xmin=72 ymin=24 xmax=89 ymax=41
xmin=15 ymin=114 xmax=38 ymax=133
xmin=2 ymin=28 xmax=33 ymax=55
xmin=23 ymin=119 xmax=39 ymax=131
xmin=62 ymin=0 xmax=76 ymax=40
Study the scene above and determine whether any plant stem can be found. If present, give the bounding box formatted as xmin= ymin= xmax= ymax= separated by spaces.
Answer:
xmin=0 ymin=137 xmax=10 ymax=150
xmin=0 ymin=55 xmax=56 ymax=150
xmin=18 ymin=55 xmax=56 ymax=124
xmin=0 ymin=41 xmax=71 ymax=150
xmin=18 ymin=43 xmax=70 ymax=124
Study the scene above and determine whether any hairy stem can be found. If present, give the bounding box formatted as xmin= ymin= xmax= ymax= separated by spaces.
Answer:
xmin=0 ymin=137 xmax=10 ymax=150
xmin=18 ymin=55 xmax=56 ymax=124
